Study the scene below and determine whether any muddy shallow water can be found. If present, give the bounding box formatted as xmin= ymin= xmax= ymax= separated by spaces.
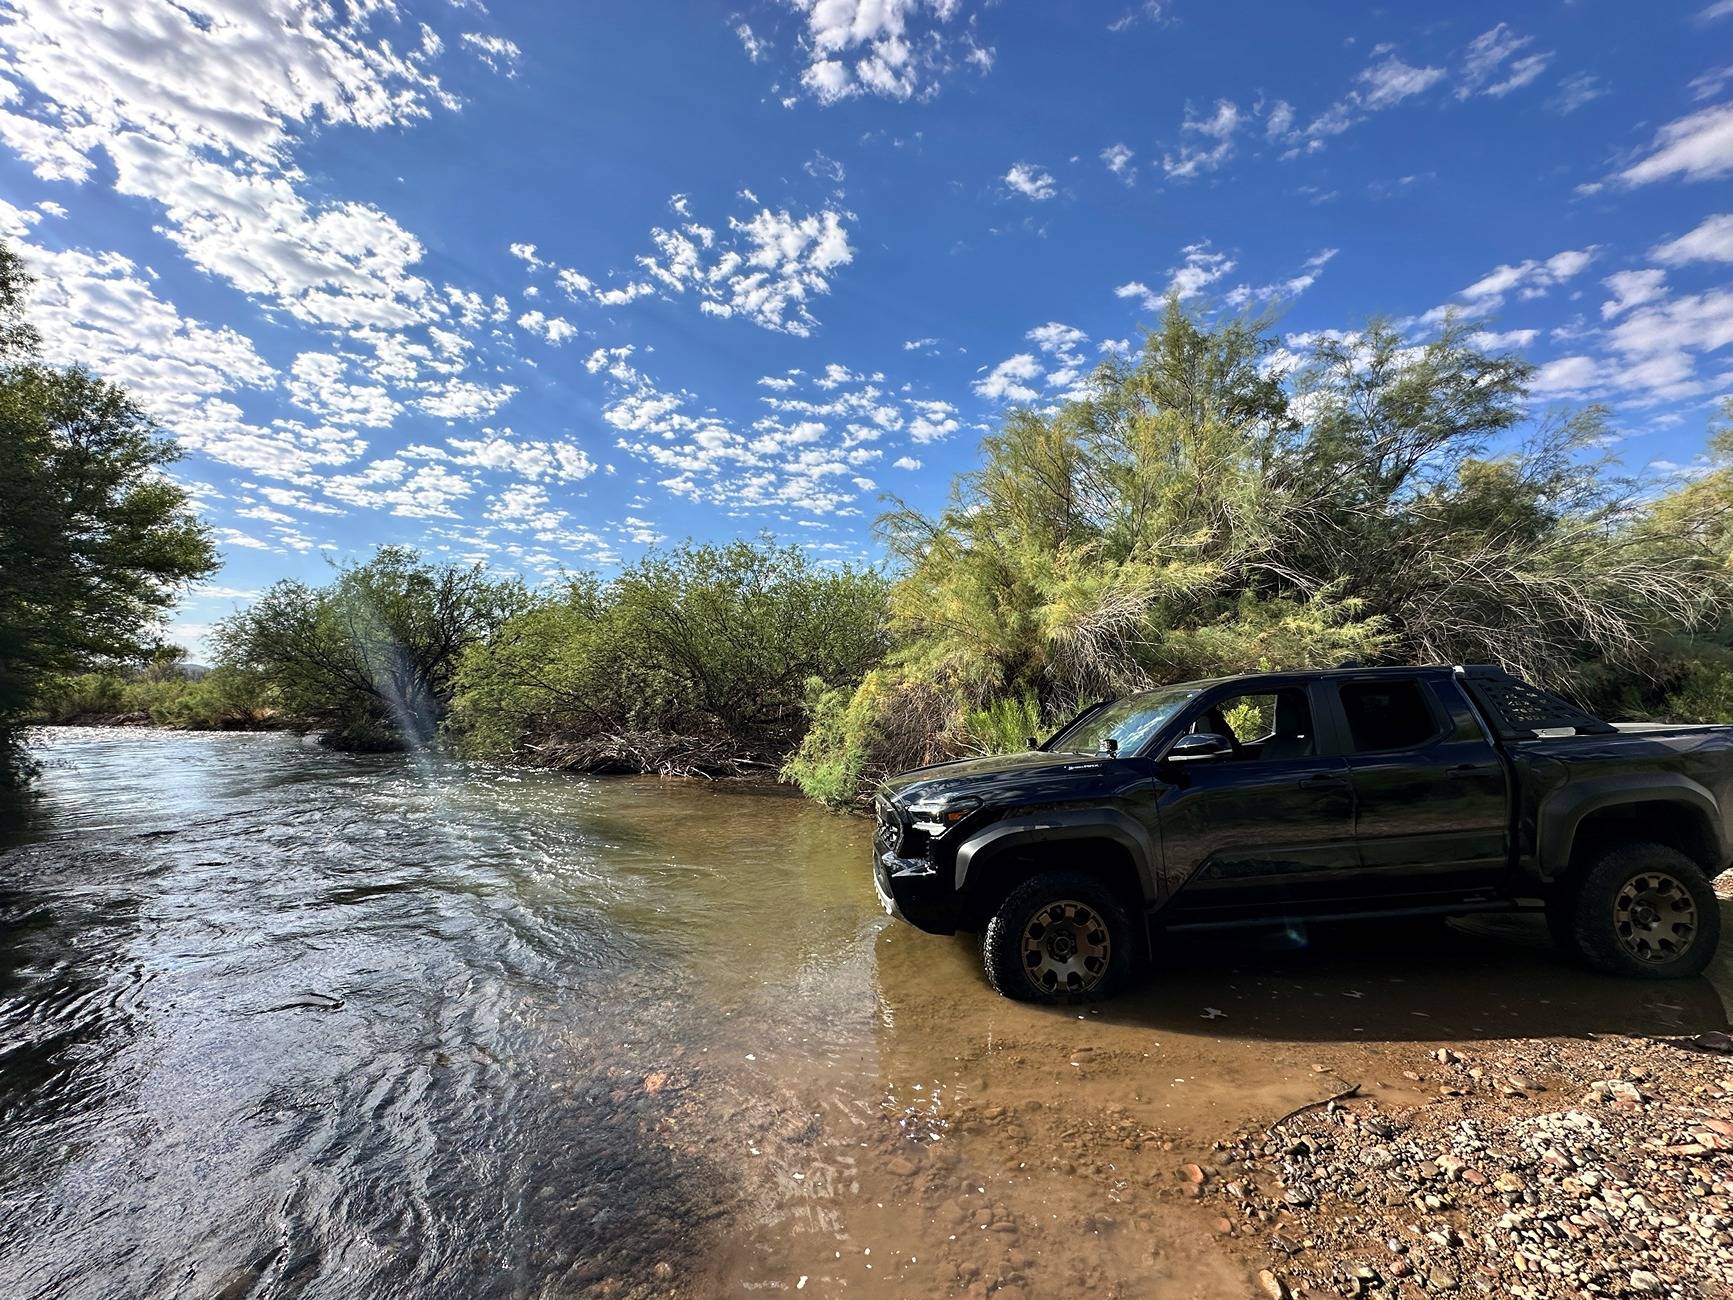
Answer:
xmin=2 ymin=729 xmax=1728 ymax=1299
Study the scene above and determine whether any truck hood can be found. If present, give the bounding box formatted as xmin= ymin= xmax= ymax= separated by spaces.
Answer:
xmin=877 ymin=748 xmax=1113 ymax=805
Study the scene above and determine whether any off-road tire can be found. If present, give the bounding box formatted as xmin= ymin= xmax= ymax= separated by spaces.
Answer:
xmin=982 ymin=871 xmax=1135 ymax=1004
xmin=1553 ymin=842 xmax=1720 ymax=979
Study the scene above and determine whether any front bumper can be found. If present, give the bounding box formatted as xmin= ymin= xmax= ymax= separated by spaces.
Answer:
xmin=873 ymin=847 xmax=959 ymax=935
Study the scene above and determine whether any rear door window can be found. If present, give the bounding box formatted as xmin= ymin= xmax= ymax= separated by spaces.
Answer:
xmin=1338 ymin=680 xmax=1440 ymax=753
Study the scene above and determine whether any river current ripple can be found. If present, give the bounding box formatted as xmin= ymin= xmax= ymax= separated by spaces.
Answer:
xmin=0 ymin=729 xmax=883 ymax=1299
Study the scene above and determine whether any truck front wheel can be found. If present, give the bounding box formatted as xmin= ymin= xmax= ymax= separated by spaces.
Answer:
xmin=1551 ymin=843 xmax=1721 ymax=979
xmin=982 ymin=871 xmax=1135 ymax=1003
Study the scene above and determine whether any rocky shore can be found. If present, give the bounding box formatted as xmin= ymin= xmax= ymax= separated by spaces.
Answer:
xmin=1199 ymin=1031 xmax=1733 ymax=1299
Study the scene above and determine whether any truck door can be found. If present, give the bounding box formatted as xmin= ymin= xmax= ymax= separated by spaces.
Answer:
xmin=1328 ymin=675 xmax=1510 ymax=897
xmin=1151 ymin=683 xmax=1361 ymax=920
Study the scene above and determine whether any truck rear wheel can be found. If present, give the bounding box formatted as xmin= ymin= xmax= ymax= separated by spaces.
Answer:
xmin=982 ymin=871 xmax=1134 ymax=1003
xmin=1552 ymin=843 xmax=1720 ymax=979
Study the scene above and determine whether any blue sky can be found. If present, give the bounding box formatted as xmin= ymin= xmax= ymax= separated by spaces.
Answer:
xmin=1 ymin=1 xmax=1731 ymax=655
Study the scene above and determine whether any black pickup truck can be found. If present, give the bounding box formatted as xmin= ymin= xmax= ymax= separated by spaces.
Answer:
xmin=872 ymin=665 xmax=1731 ymax=1002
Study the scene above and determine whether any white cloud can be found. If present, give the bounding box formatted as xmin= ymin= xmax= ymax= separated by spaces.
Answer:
xmin=972 ymin=353 xmax=1042 ymax=402
xmin=1530 ymin=355 xmax=1600 ymax=397
xmin=1223 ymin=248 xmax=1337 ymax=307
xmin=462 ymin=33 xmax=522 ymax=75
xmin=1457 ymin=25 xmax=1552 ymax=99
xmin=594 ymin=349 xmax=898 ymax=516
xmin=1004 ymin=162 xmax=1056 ymax=200
xmin=735 ymin=22 xmax=768 ymax=62
xmin=1652 ymin=213 xmax=1733 ymax=264
xmin=1163 ymin=99 xmax=1241 ymax=178
xmin=3 ymin=239 xmax=360 ymax=482
xmin=1101 ymin=142 xmax=1135 ymax=181
xmin=536 ymin=196 xmax=854 ymax=337
xmin=786 ymin=0 xmax=994 ymax=106
xmin=1459 ymin=247 xmax=1598 ymax=305
xmin=517 ymin=309 xmax=578 ymax=344
xmin=255 ymin=486 xmax=343 ymax=516
xmin=1107 ymin=2 xmax=1166 ymax=32
xmin=1691 ymin=65 xmax=1733 ymax=104
xmin=486 ymin=482 xmax=566 ymax=532
xmin=1601 ymin=269 xmax=1668 ymax=320
xmin=1617 ymin=103 xmax=1733 ymax=186
xmin=1115 ymin=242 xmax=1236 ymax=309
xmin=1357 ymin=51 xmax=1446 ymax=110
xmin=906 ymin=399 xmax=960 ymax=441
xmin=216 ymin=527 xmax=276 ymax=551
xmin=1271 ymin=47 xmax=1448 ymax=157
xmin=1026 ymin=322 xmax=1088 ymax=355
xmin=324 ymin=459 xmax=476 ymax=519
xmin=893 ymin=455 xmax=922 ymax=470
xmin=446 ymin=433 xmax=596 ymax=481
xmin=288 ymin=351 xmax=399 ymax=428
xmin=1547 ymin=72 xmax=1605 ymax=115
xmin=1603 ymin=286 xmax=1733 ymax=400
xmin=420 ymin=378 xmax=519 ymax=421
xmin=618 ymin=514 xmax=665 ymax=546
xmin=0 ymin=4 xmax=466 ymax=331
xmin=1468 ymin=328 xmax=1538 ymax=350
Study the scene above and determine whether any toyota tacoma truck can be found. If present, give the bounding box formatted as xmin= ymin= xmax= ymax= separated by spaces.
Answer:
xmin=872 ymin=665 xmax=1731 ymax=1003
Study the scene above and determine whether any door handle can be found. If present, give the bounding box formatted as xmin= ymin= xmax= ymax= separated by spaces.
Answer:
xmin=1446 ymin=764 xmax=1492 ymax=779
xmin=1297 ymin=774 xmax=1348 ymax=790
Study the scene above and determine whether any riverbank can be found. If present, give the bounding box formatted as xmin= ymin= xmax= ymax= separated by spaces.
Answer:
xmin=34 ymin=716 xmax=818 ymax=782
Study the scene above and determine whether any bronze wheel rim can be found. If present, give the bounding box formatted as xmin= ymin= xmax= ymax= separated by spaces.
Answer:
xmin=1613 ymin=871 xmax=1698 ymax=964
xmin=1021 ymin=900 xmax=1111 ymax=995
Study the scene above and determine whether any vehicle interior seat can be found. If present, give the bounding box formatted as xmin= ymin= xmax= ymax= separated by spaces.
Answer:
xmin=1258 ymin=691 xmax=1314 ymax=760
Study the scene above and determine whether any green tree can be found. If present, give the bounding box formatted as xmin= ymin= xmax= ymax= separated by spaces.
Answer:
xmin=216 ymin=546 xmax=527 ymax=748
xmin=0 ymin=243 xmax=217 ymax=784
xmin=1283 ymin=320 xmax=1708 ymax=686
xmin=787 ymin=303 xmax=1717 ymax=803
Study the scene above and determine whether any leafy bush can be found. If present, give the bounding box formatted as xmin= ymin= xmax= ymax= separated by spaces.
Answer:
xmin=961 ymin=691 xmax=1043 ymax=755
xmin=34 ymin=663 xmax=273 ymax=729
xmin=451 ymin=540 xmax=889 ymax=773
xmin=35 ymin=671 xmax=128 ymax=720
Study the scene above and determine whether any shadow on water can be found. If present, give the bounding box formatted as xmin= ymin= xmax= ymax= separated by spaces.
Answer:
xmin=1083 ymin=906 xmax=1733 ymax=1042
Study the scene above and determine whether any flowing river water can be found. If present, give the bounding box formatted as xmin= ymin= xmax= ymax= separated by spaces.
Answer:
xmin=2 ymin=728 xmax=1730 ymax=1300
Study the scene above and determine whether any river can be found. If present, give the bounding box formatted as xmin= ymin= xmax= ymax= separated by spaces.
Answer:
xmin=2 ymin=729 xmax=1728 ymax=1299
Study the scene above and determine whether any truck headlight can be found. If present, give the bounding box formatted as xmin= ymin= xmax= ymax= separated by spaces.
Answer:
xmin=909 ymin=796 xmax=981 ymax=836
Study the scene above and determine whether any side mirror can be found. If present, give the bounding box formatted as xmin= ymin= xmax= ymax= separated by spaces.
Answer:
xmin=1166 ymin=732 xmax=1232 ymax=762
xmin=1025 ymin=735 xmax=1039 ymax=750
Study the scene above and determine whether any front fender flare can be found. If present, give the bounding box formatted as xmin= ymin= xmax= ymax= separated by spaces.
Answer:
xmin=952 ymin=808 xmax=1161 ymax=906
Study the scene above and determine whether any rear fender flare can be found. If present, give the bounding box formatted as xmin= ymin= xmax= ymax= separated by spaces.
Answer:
xmin=1537 ymin=773 xmax=1723 ymax=882
xmin=952 ymin=809 xmax=1161 ymax=907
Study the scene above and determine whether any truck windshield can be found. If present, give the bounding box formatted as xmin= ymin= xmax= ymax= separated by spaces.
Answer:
xmin=1051 ymin=687 xmax=1199 ymax=756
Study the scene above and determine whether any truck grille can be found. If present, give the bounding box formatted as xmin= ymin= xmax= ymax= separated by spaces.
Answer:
xmin=874 ymin=798 xmax=903 ymax=854
xmin=874 ymin=798 xmax=929 ymax=860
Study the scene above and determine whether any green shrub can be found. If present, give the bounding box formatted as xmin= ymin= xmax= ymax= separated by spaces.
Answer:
xmin=452 ymin=540 xmax=889 ymax=770
xmin=960 ymin=691 xmax=1042 ymax=755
